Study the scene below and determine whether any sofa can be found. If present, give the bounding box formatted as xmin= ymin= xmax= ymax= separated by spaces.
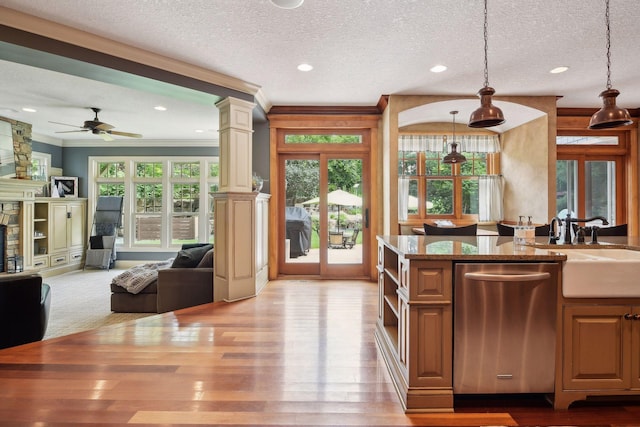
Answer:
xmin=110 ymin=244 xmax=214 ymax=313
xmin=0 ymin=273 xmax=51 ymax=349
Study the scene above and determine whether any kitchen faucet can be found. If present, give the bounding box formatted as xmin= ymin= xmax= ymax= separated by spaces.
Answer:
xmin=548 ymin=213 xmax=609 ymax=245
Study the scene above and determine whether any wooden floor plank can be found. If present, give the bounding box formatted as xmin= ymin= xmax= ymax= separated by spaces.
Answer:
xmin=0 ymin=279 xmax=638 ymax=426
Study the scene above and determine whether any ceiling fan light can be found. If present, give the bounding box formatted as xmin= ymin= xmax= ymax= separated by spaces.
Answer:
xmin=270 ymin=0 xmax=304 ymax=9
xmin=468 ymin=86 xmax=505 ymax=128
xmin=589 ymin=88 xmax=633 ymax=129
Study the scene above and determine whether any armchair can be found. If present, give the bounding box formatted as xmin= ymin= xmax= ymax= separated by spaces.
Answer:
xmin=0 ymin=274 xmax=51 ymax=349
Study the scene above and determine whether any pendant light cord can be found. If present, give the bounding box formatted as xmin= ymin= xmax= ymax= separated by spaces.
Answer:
xmin=482 ymin=0 xmax=489 ymax=88
xmin=605 ymin=0 xmax=612 ymax=89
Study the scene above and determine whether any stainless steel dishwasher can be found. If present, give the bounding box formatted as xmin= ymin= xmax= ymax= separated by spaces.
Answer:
xmin=453 ymin=262 xmax=558 ymax=394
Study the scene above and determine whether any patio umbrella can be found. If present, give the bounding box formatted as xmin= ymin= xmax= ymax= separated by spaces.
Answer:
xmin=302 ymin=189 xmax=362 ymax=231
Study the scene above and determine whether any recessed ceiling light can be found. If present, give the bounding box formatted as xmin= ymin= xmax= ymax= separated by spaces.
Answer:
xmin=154 ymin=105 xmax=167 ymax=111
xmin=194 ymin=129 xmax=204 ymax=133
xmin=22 ymin=107 xmax=37 ymax=113
xmin=430 ymin=64 xmax=448 ymax=73
xmin=270 ymin=0 xmax=304 ymax=9
xmin=297 ymin=63 xmax=313 ymax=72
xmin=550 ymin=66 xmax=569 ymax=74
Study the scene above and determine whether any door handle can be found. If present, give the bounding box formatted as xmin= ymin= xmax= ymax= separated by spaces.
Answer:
xmin=365 ymin=208 xmax=369 ymax=229
xmin=464 ymin=272 xmax=550 ymax=282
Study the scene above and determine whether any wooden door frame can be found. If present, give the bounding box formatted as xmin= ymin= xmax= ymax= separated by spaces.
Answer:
xmin=268 ymin=114 xmax=379 ymax=280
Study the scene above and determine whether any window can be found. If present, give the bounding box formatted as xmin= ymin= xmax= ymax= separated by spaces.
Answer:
xmin=89 ymin=156 xmax=218 ymax=251
xmin=556 ymin=135 xmax=625 ymax=226
xmin=399 ymin=134 xmax=498 ymax=220
xmin=285 ymin=134 xmax=362 ymax=144
xmin=30 ymin=152 xmax=50 ymax=181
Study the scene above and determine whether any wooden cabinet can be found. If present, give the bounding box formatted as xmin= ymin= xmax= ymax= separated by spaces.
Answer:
xmin=32 ymin=198 xmax=86 ymax=276
xmin=555 ymin=302 xmax=640 ymax=408
xmin=375 ymin=239 xmax=453 ymax=412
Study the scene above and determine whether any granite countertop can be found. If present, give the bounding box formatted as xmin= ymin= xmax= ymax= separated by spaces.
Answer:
xmin=377 ymin=235 xmax=640 ymax=261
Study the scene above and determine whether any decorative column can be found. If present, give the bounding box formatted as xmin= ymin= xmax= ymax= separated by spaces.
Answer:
xmin=216 ymin=98 xmax=254 ymax=193
xmin=213 ymin=97 xmax=269 ymax=302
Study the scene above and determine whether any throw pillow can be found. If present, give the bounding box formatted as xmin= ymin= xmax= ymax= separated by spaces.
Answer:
xmin=171 ymin=244 xmax=213 ymax=268
xmin=196 ymin=248 xmax=214 ymax=268
xmin=90 ymin=235 xmax=104 ymax=249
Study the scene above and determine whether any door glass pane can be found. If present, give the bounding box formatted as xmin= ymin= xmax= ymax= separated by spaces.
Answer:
xmin=426 ymin=179 xmax=453 ymax=214
xmin=327 ymin=159 xmax=362 ymax=265
xmin=585 ymin=160 xmax=616 ymax=225
xmin=556 ymin=160 xmax=578 ymax=218
xmin=284 ymin=159 xmax=319 ymax=264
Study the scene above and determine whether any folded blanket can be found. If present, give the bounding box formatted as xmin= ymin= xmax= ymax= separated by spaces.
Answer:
xmin=111 ymin=259 xmax=174 ymax=294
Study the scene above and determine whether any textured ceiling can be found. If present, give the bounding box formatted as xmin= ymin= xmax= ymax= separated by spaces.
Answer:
xmin=0 ymin=0 xmax=639 ymax=142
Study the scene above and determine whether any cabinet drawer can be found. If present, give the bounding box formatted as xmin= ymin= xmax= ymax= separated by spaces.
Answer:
xmin=69 ymin=250 xmax=84 ymax=264
xmin=32 ymin=256 xmax=49 ymax=269
xmin=49 ymin=253 xmax=68 ymax=266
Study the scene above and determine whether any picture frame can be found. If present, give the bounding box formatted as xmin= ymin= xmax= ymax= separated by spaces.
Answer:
xmin=51 ymin=176 xmax=78 ymax=198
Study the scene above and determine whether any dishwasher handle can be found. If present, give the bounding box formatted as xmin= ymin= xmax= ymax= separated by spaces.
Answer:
xmin=464 ymin=272 xmax=550 ymax=282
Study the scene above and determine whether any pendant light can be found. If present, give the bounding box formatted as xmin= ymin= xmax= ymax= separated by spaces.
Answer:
xmin=469 ymin=0 xmax=505 ymax=128
xmin=443 ymin=111 xmax=467 ymax=164
xmin=588 ymin=0 xmax=632 ymax=130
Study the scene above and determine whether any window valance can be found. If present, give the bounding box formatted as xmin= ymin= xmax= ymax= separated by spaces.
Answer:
xmin=399 ymin=134 xmax=500 ymax=153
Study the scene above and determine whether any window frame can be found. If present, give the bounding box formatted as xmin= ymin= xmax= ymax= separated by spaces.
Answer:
xmin=399 ymin=150 xmax=499 ymax=221
xmin=88 ymin=156 xmax=218 ymax=252
xmin=556 ymin=131 xmax=627 ymax=225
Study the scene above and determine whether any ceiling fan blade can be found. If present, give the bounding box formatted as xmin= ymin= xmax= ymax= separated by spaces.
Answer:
xmin=49 ymin=121 xmax=85 ymax=129
xmin=55 ymin=130 xmax=89 ymax=134
xmin=98 ymin=132 xmax=114 ymax=142
xmin=108 ymin=130 xmax=143 ymax=138
xmin=94 ymin=122 xmax=114 ymax=131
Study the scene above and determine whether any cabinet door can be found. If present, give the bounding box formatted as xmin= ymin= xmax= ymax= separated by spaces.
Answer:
xmin=563 ymin=305 xmax=631 ymax=390
xmin=50 ymin=203 xmax=69 ymax=253
xmin=409 ymin=305 xmax=452 ymax=387
xmin=632 ymin=305 xmax=640 ymax=389
xmin=68 ymin=202 xmax=85 ymax=249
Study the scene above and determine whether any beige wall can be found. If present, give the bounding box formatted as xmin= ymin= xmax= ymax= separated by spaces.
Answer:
xmin=502 ymin=115 xmax=549 ymax=224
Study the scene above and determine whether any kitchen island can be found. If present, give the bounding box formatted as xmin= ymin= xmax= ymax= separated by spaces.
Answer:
xmin=376 ymin=234 xmax=640 ymax=412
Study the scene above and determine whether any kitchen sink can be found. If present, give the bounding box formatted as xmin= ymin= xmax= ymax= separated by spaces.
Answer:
xmin=554 ymin=248 xmax=640 ymax=298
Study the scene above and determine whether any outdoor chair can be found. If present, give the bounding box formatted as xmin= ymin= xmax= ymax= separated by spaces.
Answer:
xmin=328 ymin=231 xmax=344 ymax=249
xmin=344 ymin=229 xmax=359 ymax=249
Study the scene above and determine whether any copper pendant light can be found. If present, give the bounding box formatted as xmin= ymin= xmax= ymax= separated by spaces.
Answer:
xmin=588 ymin=0 xmax=632 ymax=130
xmin=469 ymin=0 xmax=505 ymax=128
xmin=443 ymin=111 xmax=467 ymax=164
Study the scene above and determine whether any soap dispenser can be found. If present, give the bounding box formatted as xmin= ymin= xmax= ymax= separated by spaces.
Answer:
xmin=514 ymin=216 xmax=525 ymax=246
xmin=525 ymin=216 xmax=536 ymax=245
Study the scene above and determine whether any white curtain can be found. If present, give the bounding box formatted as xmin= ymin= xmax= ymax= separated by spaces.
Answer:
xmin=398 ymin=177 xmax=409 ymax=221
xmin=478 ymin=175 xmax=503 ymax=222
xmin=399 ymin=134 xmax=500 ymax=153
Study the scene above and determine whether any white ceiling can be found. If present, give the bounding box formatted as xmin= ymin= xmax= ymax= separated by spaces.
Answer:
xmin=1 ymin=0 xmax=639 ymax=143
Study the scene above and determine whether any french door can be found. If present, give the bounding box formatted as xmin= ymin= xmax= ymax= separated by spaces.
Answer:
xmin=279 ymin=153 xmax=368 ymax=278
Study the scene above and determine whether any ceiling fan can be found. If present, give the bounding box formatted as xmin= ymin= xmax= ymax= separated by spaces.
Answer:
xmin=50 ymin=107 xmax=143 ymax=141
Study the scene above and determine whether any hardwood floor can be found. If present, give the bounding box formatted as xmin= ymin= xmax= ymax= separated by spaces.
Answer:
xmin=0 ymin=279 xmax=639 ymax=426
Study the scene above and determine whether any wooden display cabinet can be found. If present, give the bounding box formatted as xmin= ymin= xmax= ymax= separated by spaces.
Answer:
xmin=375 ymin=239 xmax=453 ymax=412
